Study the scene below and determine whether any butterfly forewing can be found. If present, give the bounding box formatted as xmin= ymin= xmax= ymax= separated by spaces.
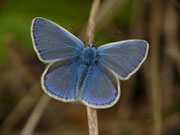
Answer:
xmin=97 ymin=40 xmax=149 ymax=80
xmin=31 ymin=18 xmax=85 ymax=63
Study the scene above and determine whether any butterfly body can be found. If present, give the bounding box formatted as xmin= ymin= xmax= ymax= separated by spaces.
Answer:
xmin=79 ymin=46 xmax=97 ymax=66
xmin=73 ymin=46 xmax=100 ymax=99
xmin=31 ymin=17 xmax=149 ymax=109
xmin=76 ymin=62 xmax=89 ymax=95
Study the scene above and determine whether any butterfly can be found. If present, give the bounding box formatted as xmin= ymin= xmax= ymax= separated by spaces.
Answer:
xmin=31 ymin=17 xmax=149 ymax=109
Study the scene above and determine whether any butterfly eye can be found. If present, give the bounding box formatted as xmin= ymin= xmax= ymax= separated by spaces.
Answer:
xmin=88 ymin=41 xmax=95 ymax=48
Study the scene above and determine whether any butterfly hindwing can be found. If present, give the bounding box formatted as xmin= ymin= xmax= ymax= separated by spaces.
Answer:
xmin=41 ymin=58 xmax=81 ymax=101
xmin=31 ymin=18 xmax=85 ymax=63
xmin=97 ymin=40 xmax=149 ymax=80
xmin=81 ymin=64 xmax=120 ymax=109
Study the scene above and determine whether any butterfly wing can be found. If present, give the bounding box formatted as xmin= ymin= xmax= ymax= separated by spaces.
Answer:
xmin=81 ymin=64 xmax=120 ymax=109
xmin=41 ymin=58 xmax=81 ymax=101
xmin=31 ymin=17 xmax=85 ymax=63
xmin=97 ymin=40 xmax=149 ymax=80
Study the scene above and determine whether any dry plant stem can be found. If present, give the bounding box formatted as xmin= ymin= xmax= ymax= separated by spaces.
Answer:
xmin=150 ymin=0 xmax=163 ymax=135
xmin=164 ymin=3 xmax=180 ymax=71
xmin=86 ymin=0 xmax=100 ymax=135
xmin=163 ymin=3 xmax=179 ymax=108
xmin=21 ymin=94 xmax=51 ymax=135
xmin=87 ymin=107 xmax=99 ymax=135
xmin=80 ymin=0 xmax=125 ymax=39
xmin=86 ymin=0 xmax=100 ymax=44
xmin=1 ymin=82 xmax=40 ymax=135
xmin=0 ymin=35 xmax=39 ymax=135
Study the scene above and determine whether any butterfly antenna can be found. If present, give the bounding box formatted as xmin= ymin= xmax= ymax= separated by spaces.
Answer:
xmin=69 ymin=24 xmax=88 ymax=45
xmin=69 ymin=24 xmax=77 ymax=32
xmin=95 ymin=31 xmax=121 ymax=46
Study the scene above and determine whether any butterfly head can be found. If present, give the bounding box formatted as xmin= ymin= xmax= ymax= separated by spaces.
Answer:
xmin=80 ymin=46 xmax=97 ymax=66
xmin=88 ymin=41 xmax=95 ymax=48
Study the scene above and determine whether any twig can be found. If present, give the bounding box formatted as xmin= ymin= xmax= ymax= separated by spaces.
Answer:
xmin=20 ymin=94 xmax=51 ymax=135
xmin=149 ymin=0 xmax=163 ymax=135
xmin=80 ymin=0 xmax=125 ymax=41
xmin=86 ymin=0 xmax=101 ymax=44
xmin=86 ymin=107 xmax=99 ymax=135
xmin=86 ymin=0 xmax=101 ymax=135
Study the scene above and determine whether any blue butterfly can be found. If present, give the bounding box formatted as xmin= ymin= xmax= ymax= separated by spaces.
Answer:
xmin=31 ymin=17 xmax=149 ymax=109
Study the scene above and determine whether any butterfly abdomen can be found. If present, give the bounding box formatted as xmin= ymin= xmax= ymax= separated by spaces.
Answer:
xmin=76 ymin=47 xmax=98 ymax=98
xmin=76 ymin=64 xmax=89 ymax=97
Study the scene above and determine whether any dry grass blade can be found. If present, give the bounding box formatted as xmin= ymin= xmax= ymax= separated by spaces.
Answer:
xmin=86 ymin=0 xmax=101 ymax=135
xmin=86 ymin=0 xmax=101 ymax=44
xmin=21 ymin=94 xmax=51 ymax=135
xmin=0 ymin=35 xmax=39 ymax=135
xmin=163 ymin=3 xmax=179 ymax=108
xmin=164 ymin=3 xmax=180 ymax=70
xmin=150 ymin=0 xmax=163 ymax=135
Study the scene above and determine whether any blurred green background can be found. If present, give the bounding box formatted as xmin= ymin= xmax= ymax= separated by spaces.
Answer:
xmin=0 ymin=0 xmax=180 ymax=135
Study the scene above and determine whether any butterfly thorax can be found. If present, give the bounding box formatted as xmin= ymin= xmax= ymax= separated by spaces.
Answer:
xmin=80 ymin=47 xmax=97 ymax=66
